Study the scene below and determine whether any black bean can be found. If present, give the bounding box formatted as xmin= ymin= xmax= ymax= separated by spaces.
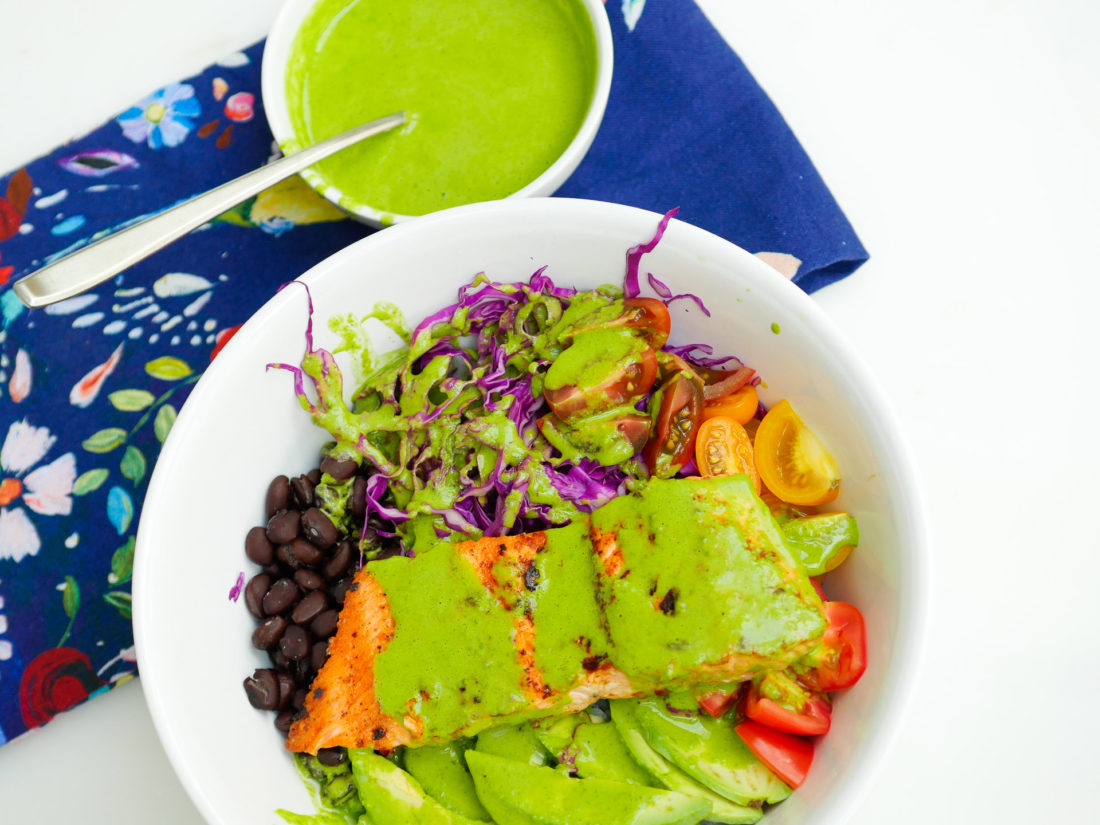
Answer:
xmin=274 ymin=710 xmax=295 ymax=732
xmin=310 ymin=640 xmax=330 ymax=672
xmin=243 ymin=668 xmax=280 ymax=710
xmin=285 ymin=537 xmax=324 ymax=567
xmin=275 ymin=671 xmax=296 ymax=710
xmin=321 ymin=455 xmax=358 ymax=481
xmin=293 ymin=657 xmax=313 ymax=685
xmin=311 ymin=609 xmax=340 ymax=639
xmin=292 ymin=688 xmax=308 ymax=710
xmin=323 ymin=541 xmax=353 ymax=581
xmin=330 ymin=576 xmax=354 ymax=605
xmin=294 ymin=568 xmax=324 ymax=592
xmin=262 ymin=578 xmax=300 ymax=615
xmin=270 ymin=649 xmax=291 ymax=671
xmin=362 ymin=521 xmax=382 ymax=547
xmin=307 ymin=468 xmax=322 ymax=485
xmin=372 ymin=545 xmax=403 ymax=562
xmin=301 ymin=508 xmax=340 ymax=549
xmin=280 ymin=624 xmax=311 ymax=660
xmin=244 ymin=573 xmax=272 ymax=619
xmin=291 ymin=590 xmax=328 ymax=625
xmin=252 ymin=616 xmax=287 ymax=650
xmin=266 ymin=509 xmax=300 ymax=544
xmin=265 ymin=476 xmax=291 ymax=519
xmin=317 ymin=747 xmax=346 ymax=767
xmin=244 ymin=525 xmax=275 ymax=565
xmin=291 ymin=474 xmax=315 ymax=508
xmin=263 ymin=562 xmax=283 ymax=577
xmin=348 ymin=477 xmax=367 ymax=518
xmin=276 ymin=543 xmax=299 ymax=570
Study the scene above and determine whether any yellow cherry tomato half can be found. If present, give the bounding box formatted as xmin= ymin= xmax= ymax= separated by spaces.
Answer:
xmin=695 ymin=415 xmax=760 ymax=493
xmin=702 ymin=384 xmax=758 ymax=426
xmin=753 ymin=400 xmax=841 ymax=506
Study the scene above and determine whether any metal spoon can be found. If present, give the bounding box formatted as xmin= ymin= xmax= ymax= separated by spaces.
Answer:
xmin=12 ymin=111 xmax=406 ymax=309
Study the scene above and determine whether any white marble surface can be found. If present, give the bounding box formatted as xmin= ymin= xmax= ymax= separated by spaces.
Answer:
xmin=1 ymin=1 xmax=1098 ymax=822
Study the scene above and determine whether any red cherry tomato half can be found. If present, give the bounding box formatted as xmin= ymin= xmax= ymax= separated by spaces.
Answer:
xmin=544 ymin=346 xmax=659 ymax=420
xmin=697 ymin=689 xmax=740 ymax=718
xmin=565 ymin=297 xmax=672 ymax=349
xmin=744 ymin=680 xmax=831 ymax=736
xmin=735 ymin=721 xmax=814 ymax=789
xmin=643 ymin=373 xmax=704 ymax=476
xmin=799 ymin=601 xmax=868 ymax=692
xmin=702 ymin=365 xmax=756 ymax=401
xmin=621 ymin=298 xmax=672 ymax=348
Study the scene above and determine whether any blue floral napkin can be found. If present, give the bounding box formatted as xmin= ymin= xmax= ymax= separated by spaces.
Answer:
xmin=0 ymin=0 xmax=866 ymax=745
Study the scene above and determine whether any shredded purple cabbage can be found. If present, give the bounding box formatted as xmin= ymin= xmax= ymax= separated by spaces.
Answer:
xmin=227 ymin=572 xmax=245 ymax=602
xmin=663 ymin=342 xmax=744 ymax=372
xmin=625 ymin=207 xmax=679 ymax=298
xmin=274 ymin=211 xmax=756 ymax=555
xmin=646 ymin=272 xmax=711 ymax=317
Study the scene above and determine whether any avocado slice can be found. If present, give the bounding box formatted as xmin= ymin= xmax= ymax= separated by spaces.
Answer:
xmin=476 ymin=722 xmax=553 ymax=766
xmin=404 ymin=739 xmax=491 ymax=821
xmin=348 ymin=748 xmax=483 ymax=825
xmin=534 ymin=712 xmax=655 ymax=785
xmin=624 ymin=695 xmax=791 ymax=806
xmin=781 ymin=513 xmax=859 ymax=576
xmin=611 ymin=701 xmax=763 ymax=825
xmin=465 ymin=750 xmax=712 ymax=825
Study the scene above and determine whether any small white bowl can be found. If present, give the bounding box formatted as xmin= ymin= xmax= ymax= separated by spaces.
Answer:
xmin=134 ymin=198 xmax=929 ymax=825
xmin=262 ymin=0 xmax=613 ymax=227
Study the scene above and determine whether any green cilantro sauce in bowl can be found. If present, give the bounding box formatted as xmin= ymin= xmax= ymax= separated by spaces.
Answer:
xmin=262 ymin=0 xmax=612 ymax=226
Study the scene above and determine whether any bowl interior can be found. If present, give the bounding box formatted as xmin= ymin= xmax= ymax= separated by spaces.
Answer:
xmin=134 ymin=198 xmax=927 ymax=825
xmin=261 ymin=0 xmax=614 ymax=227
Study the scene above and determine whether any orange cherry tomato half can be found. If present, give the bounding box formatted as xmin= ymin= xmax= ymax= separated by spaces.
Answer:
xmin=702 ymin=384 xmax=758 ymax=425
xmin=744 ymin=677 xmax=831 ymax=736
xmin=697 ymin=688 xmax=741 ymax=718
xmin=644 ymin=373 xmax=703 ymax=476
xmin=694 ymin=416 xmax=760 ymax=493
xmin=798 ymin=601 xmax=868 ymax=692
xmin=735 ymin=721 xmax=814 ymax=789
xmin=753 ymin=400 xmax=841 ymax=506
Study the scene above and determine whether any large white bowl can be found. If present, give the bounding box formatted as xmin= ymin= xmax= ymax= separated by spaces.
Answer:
xmin=261 ymin=0 xmax=614 ymax=227
xmin=134 ymin=198 xmax=929 ymax=825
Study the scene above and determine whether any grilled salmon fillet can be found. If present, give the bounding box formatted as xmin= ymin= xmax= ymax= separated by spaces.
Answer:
xmin=286 ymin=476 xmax=825 ymax=754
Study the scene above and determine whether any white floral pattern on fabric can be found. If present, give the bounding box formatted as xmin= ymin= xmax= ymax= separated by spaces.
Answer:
xmin=22 ymin=454 xmax=76 ymax=516
xmin=622 ymin=0 xmax=647 ymax=31
xmin=0 ymin=422 xmax=76 ymax=562
xmin=0 ymin=508 xmax=39 ymax=563
xmin=0 ymin=420 xmax=55 ymax=475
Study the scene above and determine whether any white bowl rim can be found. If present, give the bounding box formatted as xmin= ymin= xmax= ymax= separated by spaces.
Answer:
xmin=260 ymin=0 xmax=614 ymax=227
xmin=134 ymin=197 xmax=931 ymax=825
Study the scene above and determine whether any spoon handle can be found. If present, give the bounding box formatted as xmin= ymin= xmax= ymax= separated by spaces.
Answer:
xmin=12 ymin=111 xmax=406 ymax=309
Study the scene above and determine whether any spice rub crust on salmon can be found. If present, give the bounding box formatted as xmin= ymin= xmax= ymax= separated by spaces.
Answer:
xmin=286 ymin=476 xmax=826 ymax=754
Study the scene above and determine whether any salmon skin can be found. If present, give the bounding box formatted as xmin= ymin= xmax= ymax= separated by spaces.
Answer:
xmin=286 ymin=476 xmax=826 ymax=754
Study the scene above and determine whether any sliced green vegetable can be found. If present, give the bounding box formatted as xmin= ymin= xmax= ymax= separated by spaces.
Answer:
xmin=781 ymin=513 xmax=859 ymax=576
xmin=611 ymin=701 xmax=763 ymax=824
xmin=625 ymin=695 xmax=791 ymax=806
xmin=404 ymin=739 xmax=491 ymax=821
xmin=465 ymin=750 xmax=711 ymax=825
xmin=476 ymin=723 xmax=552 ymax=767
xmin=349 ymin=748 xmax=481 ymax=825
